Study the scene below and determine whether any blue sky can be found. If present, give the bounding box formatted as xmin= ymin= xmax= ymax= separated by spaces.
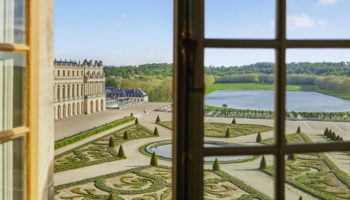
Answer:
xmin=55 ymin=0 xmax=350 ymax=66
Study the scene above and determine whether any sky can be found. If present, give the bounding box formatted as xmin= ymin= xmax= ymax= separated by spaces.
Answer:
xmin=55 ymin=0 xmax=350 ymax=66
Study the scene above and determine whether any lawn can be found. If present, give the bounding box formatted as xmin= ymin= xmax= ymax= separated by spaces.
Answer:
xmin=55 ymin=166 xmax=272 ymax=200
xmin=205 ymin=83 xmax=301 ymax=95
xmin=158 ymin=121 xmax=273 ymax=138
xmin=54 ymin=124 xmax=155 ymax=172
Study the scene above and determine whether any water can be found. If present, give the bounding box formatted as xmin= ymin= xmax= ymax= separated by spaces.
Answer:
xmin=205 ymin=90 xmax=350 ymax=112
xmin=146 ymin=141 xmax=252 ymax=162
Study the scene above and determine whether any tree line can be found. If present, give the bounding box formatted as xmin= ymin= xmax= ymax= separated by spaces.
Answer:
xmin=104 ymin=62 xmax=350 ymax=78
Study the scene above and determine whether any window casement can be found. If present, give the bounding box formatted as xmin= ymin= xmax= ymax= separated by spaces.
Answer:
xmin=173 ymin=0 xmax=350 ymax=200
xmin=0 ymin=0 xmax=39 ymax=199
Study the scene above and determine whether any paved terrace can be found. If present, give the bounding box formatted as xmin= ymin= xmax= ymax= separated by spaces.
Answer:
xmin=54 ymin=102 xmax=168 ymax=141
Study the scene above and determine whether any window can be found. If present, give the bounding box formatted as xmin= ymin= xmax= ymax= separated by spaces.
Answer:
xmin=0 ymin=0 xmax=39 ymax=199
xmin=174 ymin=1 xmax=350 ymax=199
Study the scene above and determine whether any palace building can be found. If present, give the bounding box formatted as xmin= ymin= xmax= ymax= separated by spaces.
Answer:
xmin=54 ymin=59 xmax=106 ymax=120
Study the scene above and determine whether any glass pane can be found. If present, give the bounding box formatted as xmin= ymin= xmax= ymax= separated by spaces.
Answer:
xmin=0 ymin=52 xmax=26 ymax=131
xmin=204 ymin=49 xmax=275 ymax=146
xmin=0 ymin=0 xmax=26 ymax=44
xmin=286 ymin=49 xmax=350 ymax=144
xmin=285 ymin=152 xmax=350 ymax=200
xmin=205 ymin=0 xmax=276 ymax=39
xmin=0 ymin=136 xmax=26 ymax=200
xmin=287 ymin=0 xmax=350 ymax=39
xmin=203 ymin=155 xmax=274 ymax=199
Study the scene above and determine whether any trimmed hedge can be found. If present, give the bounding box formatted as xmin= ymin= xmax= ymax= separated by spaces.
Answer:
xmin=55 ymin=116 xmax=134 ymax=149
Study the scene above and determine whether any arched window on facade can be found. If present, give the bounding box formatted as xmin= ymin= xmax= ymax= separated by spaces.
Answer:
xmin=72 ymin=85 xmax=75 ymax=97
xmin=96 ymin=100 xmax=99 ymax=112
xmin=62 ymin=85 xmax=66 ymax=98
xmin=57 ymin=85 xmax=60 ymax=99
xmin=67 ymin=85 xmax=70 ymax=98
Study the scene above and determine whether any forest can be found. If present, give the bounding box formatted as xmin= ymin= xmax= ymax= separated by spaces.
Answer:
xmin=104 ymin=62 xmax=350 ymax=102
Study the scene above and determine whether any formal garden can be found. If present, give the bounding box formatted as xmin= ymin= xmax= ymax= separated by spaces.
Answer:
xmin=54 ymin=114 xmax=349 ymax=199
xmin=55 ymin=165 xmax=271 ymax=200
xmin=157 ymin=119 xmax=273 ymax=138
xmin=55 ymin=122 xmax=157 ymax=172
xmin=261 ymin=132 xmax=350 ymax=200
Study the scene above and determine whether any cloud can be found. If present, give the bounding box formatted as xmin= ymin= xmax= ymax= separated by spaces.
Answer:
xmin=287 ymin=14 xmax=327 ymax=30
xmin=317 ymin=0 xmax=343 ymax=5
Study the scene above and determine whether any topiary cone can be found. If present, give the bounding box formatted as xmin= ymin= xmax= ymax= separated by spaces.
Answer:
xmin=118 ymin=145 xmax=126 ymax=158
xmin=109 ymin=192 xmax=117 ymax=200
xmin=150 ymin=152 xmax=158 ymax=167
xmin=259 ymin=155 xmax=267 ymax=169
xmin=225 ymin=128 xmax=230 ymax=138
xmin=108 ymin=137 xmax=115 ymax=148
xmin=296 ymin=126 xmax=301 ymax=133
xmin=256 ymin=132 xmax=262 ymax=143
xmin=298 ymin=196 xmax=303 ymax=200
xmin=324 ymin=128 xmax=329 ymax=136
xmin=135 ymin=118 xmax=139 ymax=124
xmin=155 ymin=115 xmax=161 ymax=123
xmin=154 ymin=127 xmax=159 ymax=136
xmin=212 ymin=158 xmax=220 ymax=171
xmin=287 ymin=153 xmax=296 ymax=161
xmin=123 ymin=130 xmax=129 ymax=140
xmin=231 ymin=118 xmax=236 ymax=125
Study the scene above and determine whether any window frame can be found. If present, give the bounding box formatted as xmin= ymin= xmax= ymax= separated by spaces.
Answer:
xmin=174 ymin=0 xmax=350 ymax=199
xmin=0 ymin=0 xmax=40 ymax=199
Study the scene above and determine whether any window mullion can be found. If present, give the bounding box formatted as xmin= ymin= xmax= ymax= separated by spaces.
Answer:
xmin=275 ymin=0 xmax=287 ymax=199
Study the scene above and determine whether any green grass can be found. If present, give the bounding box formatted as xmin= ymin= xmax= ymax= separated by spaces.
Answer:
xmin=205 ymin=83 xmax=301 ymax=95
xmin=205 ymin=83 xmax=350 ymax=100
xmin=54 ymin=116 xmax=135 ymax=149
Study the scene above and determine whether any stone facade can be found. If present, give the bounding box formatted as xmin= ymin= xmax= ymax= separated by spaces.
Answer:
xmin=54 ymin=59 xmax=106 ymax=120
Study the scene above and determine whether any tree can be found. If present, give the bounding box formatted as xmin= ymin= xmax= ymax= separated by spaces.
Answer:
xmin=154 ymin=127 xmax=159 ymax=136
xmin=256 ymin=132 xmax=262 ymax=143
xmin=225 ymin=128 xmax=230 ymax=138
xmin=212 ymin=158 xmax=220 ymax=171
xmin=135 ymin=118 xmax=139 ymax=124
xmin=222 ymin=104 xmax=228 ymax=108
xmin=324 ymin=128 xmax=329 ymax=136
xmin=109 ymin=192 xmax=117 ymax=200
xmin=296 ymin=126 xmax=301 ymax=133
xmin=331 ymin=131 xmax=336 ymax=140
xmin=259 ymin=156 xmax=267 ymax=169
xmin=231 ymin=118 xmax=236 ymax=125
xmin=123 ymin=130 xmax=129 ymax=140
xmin=108 ymin=137 xmax=115 ymax=147
xmin=150 ymin=152 xmax=158 ymax=167
xmin=155 ymin=115 xmax=161 ymax=123
xmin=288 ymin=154 xmax=296 ymax=161
xmin=335 ymin=135 xmax=341 ymax=141
xmin=130 ymin=113 xmax=134 ymax=117
xmin=118 ymin=145 xmax=126 ymax=157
